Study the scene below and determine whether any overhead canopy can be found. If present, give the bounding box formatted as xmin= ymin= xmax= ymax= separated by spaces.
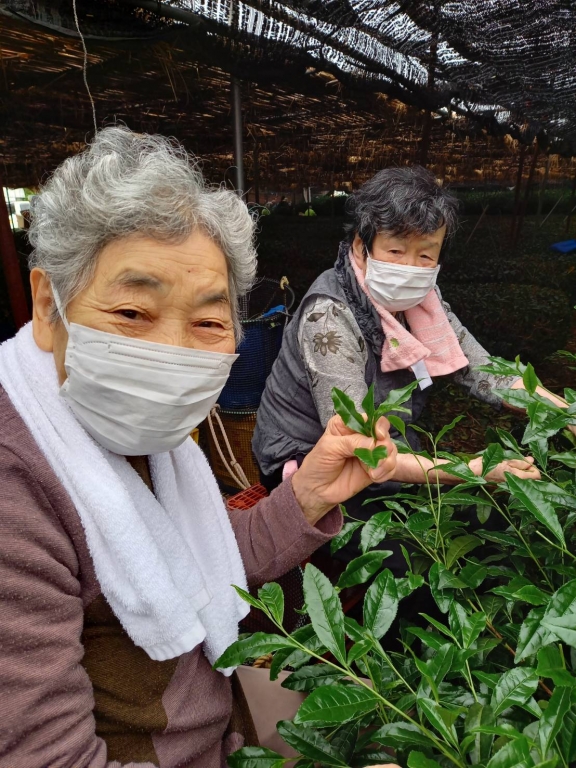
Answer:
xmin=0 ymin=0 xmax=574 ymax=190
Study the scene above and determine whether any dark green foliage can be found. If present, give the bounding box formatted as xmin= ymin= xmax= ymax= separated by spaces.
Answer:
xmin=440 ymin=283 xmax=571 ymax=363
xmin=440 ymin=254 xmax=576 ymax=304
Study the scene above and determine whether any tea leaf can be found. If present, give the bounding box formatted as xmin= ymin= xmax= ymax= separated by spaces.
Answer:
xmin=331 ymin=388 xmax=370 ymax=436
xmin=330 ymin=721 xmax=359 ymax=764
xmin=542 ymin=614 xmax=576 ymax=647
xmin=407 ymin=752 xmax=442 ymax=768
xmin=396 ymin=572 xmax=425 ymax=599
xmin=523 ymin=401 xmax=572 ymax=442
xmin=465 ymin=702 xmax=495 ymax=764
xmin=269 ymin=625 xmax=326 ymax=679
xmin=344 ymin=616 xmax=369 ymax=643
xmin=505 ymin=474 xmax=565 ymax=547
xmin=303 ymin=564 xmax=346 ymax=665
xmin=557 ymin=699 xmax=576 ymax=764
xmin=347 ymin=639 xmax=373 ymax=664
xmin=436 ymin=414 xmax=466 ymax=444
xmin=446 ymin=535 xmax=483 ymax=568
xmin=523 ymin=362 xmax=539 ymax=394
xmin=429 ymin=563 xmax=455 ymax=613
xmin=330 ymin=521 xmax=363 ymax=555
xmin=213 ymin=632 xmax=296 ymax=669
xmin=523 ymin=580 xmax=576 ymax=662
xmin=539 ymin=685 xmax=573 ymax=756
xmin=361 ymin=385 xmax=376 ymax=424
xmin=449 ymin=604 xmax=486 ymax=649
xmin=227 ymin=747 xmax=286 ymax=768
xmin=232 ymin=585 xmax=266 ymax=610
xmin=491 ymin=667 xmax=539 ymax=716
xmin=418 ymin=697 xmax=458 ymax=746
xmin=407 ymin=626 xmax=447 ymax=651
xmin=512 ymin=585 xmax=551 ymax=606
xmin=549 ymin=451 xmax=576 ymax=468
xmin=354 ymin=446 xmax=388 ymax=469
xmin=337 ymin=551 xmax=392 ymax=590
xmin=281 ymin=664 xmax=344 ymax=692
xmin=363 ymin=568 xmax=398 ymax=640
xmin=371 ymin=722 xmax=435 ymax=749
xmin=276 ymin=720 xmax=348 ymax=766
xmin=485 ymin=736 xmax=533 ymax=768
xmin=439 ymin=460 xmax=486 ymax=485
xmin=387 ymin=414 xmax=407 ymax=438
xmin=360 ymin=511 xmax=391 ymax=553
xmin=516 ymin=606 xmax=549 ymax=662
xmin=528 ymin=437 xmax=549 ymax=470
xmin=459 ymin=563 xmax=488 ymax=589
xmin=482 ymin=443 xmax=505 ymax=476
xmin=374 ymin=380 xmax=419 ymax=418
xmin=258 ymin=582 xmax=284 ymax=625
xmin=424 ymin=643 xmax=456 ymax=686
xmin=294 ymin=684 xmax=379 ymax=726
xmin=537 ymin=646 xmax=576 ymax=687
xmin=478 ymin=356 xmax=525 ymax=377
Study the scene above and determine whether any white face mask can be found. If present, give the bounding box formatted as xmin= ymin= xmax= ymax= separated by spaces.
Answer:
xmin=364 ymin=256 xmax=440 ymax=312
xmin=53 ymin=290 xmax=238 ymax=455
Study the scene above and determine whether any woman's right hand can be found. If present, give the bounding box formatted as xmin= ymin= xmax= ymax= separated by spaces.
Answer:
xmin=367 ymin=764 xmax=401 ymax=767
xmin=469 ymin=455 xmax=541 ymax=483
xmin=291 ymin=414 xmax=397 ymax=526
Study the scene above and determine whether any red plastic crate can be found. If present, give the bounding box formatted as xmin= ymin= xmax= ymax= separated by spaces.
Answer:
xmin=226 ymin=483 xmax=269 ymax=510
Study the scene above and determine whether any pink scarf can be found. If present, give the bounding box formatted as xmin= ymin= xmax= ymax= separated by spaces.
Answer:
xmin=349 ymin=252 xmax=469 ymax=377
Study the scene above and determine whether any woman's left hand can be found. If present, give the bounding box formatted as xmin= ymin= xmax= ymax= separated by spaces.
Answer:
xmin=291 ymin=415 xmax=397 ymax=525
xmin=469 ymin=455 xmax=541 ymax=483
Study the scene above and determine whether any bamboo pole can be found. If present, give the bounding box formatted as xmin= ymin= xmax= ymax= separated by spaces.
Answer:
xmin=510 ymin=143 xmax=527 ymax=239
xmin=539 ymin=194 xmax=566 ymax=228
xmin=465 ymin=204 xmax=489 ymax=245
xmin=252 ymin=132 xmax=260 ymax=206
xmin=537 ymin=154 xmax=551 ymax=222
xmin=565 ymin=172 xmax=576 ymax=234
xmin=513 ymin=142 xmax=539 ymax=247
xmin=231 ymin=77 xmax=245 ymax=196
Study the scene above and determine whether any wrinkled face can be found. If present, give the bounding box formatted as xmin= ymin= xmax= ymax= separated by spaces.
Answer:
xmin=31 ymin=230 xmax=236 ymax=384
xmin=352 ymin=225 xmax=446 ymax=274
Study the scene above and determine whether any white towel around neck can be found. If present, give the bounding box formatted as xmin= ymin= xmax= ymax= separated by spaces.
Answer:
xmin=0 ymin=324 xmax=249 ymax=670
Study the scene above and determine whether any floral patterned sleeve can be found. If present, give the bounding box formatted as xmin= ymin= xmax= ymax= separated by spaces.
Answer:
xmin=298 ymin=296 xmax=369 ymax=428
xmin=436 ymin=288 xmax=521 ymax=408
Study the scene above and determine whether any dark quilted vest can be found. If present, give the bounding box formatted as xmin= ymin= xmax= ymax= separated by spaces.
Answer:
xmin=252 ymin=249 xmax=430 ymax=476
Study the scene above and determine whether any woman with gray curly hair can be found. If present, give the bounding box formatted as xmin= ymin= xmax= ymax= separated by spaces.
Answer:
xmin=0 ymin=127 xmax=397 ymax=767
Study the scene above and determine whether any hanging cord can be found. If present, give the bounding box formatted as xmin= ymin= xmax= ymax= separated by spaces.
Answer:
xmin=207 ymin=407 xmax=251 ymax=490
xmin=72 ymin=0 xmax=98 ymax=136
xmin=280 ymin=276 xmax=295 ymax=312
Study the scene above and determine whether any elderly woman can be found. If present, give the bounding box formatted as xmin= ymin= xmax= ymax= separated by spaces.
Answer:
xmin=0 ymin=128 xmax=399 ymax=767
xmin=252 ymin=167 xmax=575 ymax=567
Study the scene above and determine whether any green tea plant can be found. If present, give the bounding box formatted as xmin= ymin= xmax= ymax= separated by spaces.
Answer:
xmin=215 ymin=357 xmax=576 ymax=768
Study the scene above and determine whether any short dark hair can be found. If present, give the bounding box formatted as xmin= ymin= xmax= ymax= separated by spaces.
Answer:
xmin=344 ymin=166 xmax=459 ymax=254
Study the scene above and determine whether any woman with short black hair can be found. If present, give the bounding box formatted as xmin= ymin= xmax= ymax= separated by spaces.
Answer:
xmin=253 ymin=166 xmax=550 ymax=566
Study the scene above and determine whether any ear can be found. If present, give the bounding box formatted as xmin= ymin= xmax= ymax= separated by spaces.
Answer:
xmin=351 ymin=234 xmax=367 ymax=266
xmin=30 ymin=268 xmax=56 ymax=352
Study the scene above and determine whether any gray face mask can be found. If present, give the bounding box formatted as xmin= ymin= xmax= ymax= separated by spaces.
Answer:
xmin=53 ymin=288 xmax=237 ymax=455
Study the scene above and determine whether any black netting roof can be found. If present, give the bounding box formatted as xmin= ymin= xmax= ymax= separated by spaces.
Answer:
xmin=160 ymin=0 xmax=576 ymax=152
xmin=1 ymin=0 xmax=575 ymax=189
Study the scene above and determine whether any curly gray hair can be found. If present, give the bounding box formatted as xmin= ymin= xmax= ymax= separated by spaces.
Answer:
xmin=28 ymin=127 xmax=257 ymax=341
